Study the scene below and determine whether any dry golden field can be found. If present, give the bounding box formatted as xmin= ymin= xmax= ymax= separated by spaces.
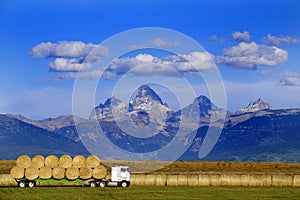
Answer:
xmin=1 ymin=160 xmax=300 ymax=175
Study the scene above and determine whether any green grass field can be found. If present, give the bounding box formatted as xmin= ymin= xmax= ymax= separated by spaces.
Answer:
xmin=0 ymin=186 xmax=300 ymax=200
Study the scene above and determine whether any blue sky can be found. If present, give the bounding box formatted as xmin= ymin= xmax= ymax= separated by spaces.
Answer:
xmin=0 ymin=0 xmax=300 ymax=119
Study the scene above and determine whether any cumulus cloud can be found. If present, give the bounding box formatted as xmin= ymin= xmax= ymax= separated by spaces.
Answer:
xmin=109 ymin=52 xmax=215 ymax=77
xmin=231 ymin=31 xmax=250 ymax=42
xmin=152 ymin=37 xmax=180 ymax=47
xmin=207 ymin=35 xmax=226 ymax=43
xmin=216 ymin=42 xmax=288 ymax=69
xmin=263 ymin=34 xmax=298 ymax=46
xmin=30 ymin=41 xmax=109 ymax=58
xmin=42 ymin=69 xmax=116 ymax=82
xmin=48 ymin=58 xmax=91 ymax=71
xmin=279 ymin=77 xmax=300 ymax=86
xmin=39 ymin=51 xmax=215 ymax=81
xmin=29 ymin=41 xmax=109 ymax=72
xmin=260 ymin=70 xmax=300 ymax=86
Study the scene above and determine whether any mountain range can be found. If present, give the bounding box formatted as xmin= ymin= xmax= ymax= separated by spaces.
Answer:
xmin=1 ymin=85 xmax=300 ymax=162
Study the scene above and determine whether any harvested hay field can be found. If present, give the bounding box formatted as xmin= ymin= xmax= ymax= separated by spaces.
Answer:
xmin=1 ymin=160 xmax=300 ymax=175
xmin=0 ymin=160 xmax=15 ymax=174
xmin=101 ymin=160 xmax=300 ymax=174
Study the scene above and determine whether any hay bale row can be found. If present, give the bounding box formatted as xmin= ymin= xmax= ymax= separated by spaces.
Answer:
xmin=130 ymin=174 xmax=300 ymax=187
xmin=14 ymin=155 xmax=101 ymax=169
xmin=11 ymin=165 xmax=104 ymax=180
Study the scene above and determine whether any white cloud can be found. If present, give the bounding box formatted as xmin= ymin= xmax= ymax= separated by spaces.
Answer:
xmin=260 ymin=70 xmax=300 ymax=86
xmin=48 ymin=58 xmax=91 ymax=71
xmin=45 ymin=51 xmax=215 ymax=81
xmin=207 ymin=34 xmax=226 ymax=43
xmin=152 ymin=37 xmax=180 ymax=47
xmin=43 ymin=69 xmax=116 ymax=82
xmin=30 ymin=41 xmax=109 ymax=58
xmin=216 ymin=42 xmax=288 ymax=69
xmin=109 ymin=52 xmax=215 ymax=77
xmin=279 ymin=77 xmax=300 ymax=86
xmin=231 ymin=31 xmax=250 ymax=42
xmin=207 ymin=35 xmax=218 ymax=41
xmin=29 ymin=41 xmax=109 ymax=72
xmin=263 ymin=34 xmax=298 ymax=46
xmin=260 ymin=70 xmax=300 ymax=78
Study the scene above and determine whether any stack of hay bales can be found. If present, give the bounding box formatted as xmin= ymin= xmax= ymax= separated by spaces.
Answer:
xmin=10 ymin=155 xmax=107 ymax=181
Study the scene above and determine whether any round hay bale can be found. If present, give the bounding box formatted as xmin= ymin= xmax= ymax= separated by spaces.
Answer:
xmin=25 ymin=167 xmax=39 ymax=180
xmin=10 ymin=166 xmax=24 ymax=179
xmin=177 ymin=174 xmax=188 ymax=186
xmin=16 ymin=155 xmax=31 ymax=168
xmin=31 ymin=155 xmax=45 ymax=168
xmin=131 ymin=174 xmax=146 ymax=186
xmin=198 ymin=174 xmax=210 ymax=186
xmin=187 ymin=175 xmax=199 ymax=186
xmin=79 ymin=167 xmax=92 ymax=179
xmin=92 ymin=165 xmax=107 ymax=179
xmin=45 ymin=155 xmax=59 ymax=168
xmin=145 ymin=174 xmax=156 ymax=186
xmin=155 ymin=174 xmax=167 ymax=186
xmin=66 ymin=167 xmax=79 ymax=180
xmin=0 ymin=174 xmax=18 ymax=186
xmin=73 ymin=155 xmax=86 ymax=168
xmin=59 ymin=155 xmax=73 ymax=168
xmin=86 ymin=155 xmax=100 ymax=168
xmin=39 ymin=166 xmax=52 ymax=179
xmin=52 ymin=167 xmax=65 ymax=180
xmin=167 ymin=175 xmax=178 ymax=186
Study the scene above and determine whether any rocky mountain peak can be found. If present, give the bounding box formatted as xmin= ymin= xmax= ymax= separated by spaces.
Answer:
xmin=90 ymin=96 xmax=125 ymax=119
xmin=100 ymin=96 xmax=122 ymax=108
xmin=134 ymin=85 xmax=163 ymax=104
xmin=128 ymin=85 xmax=167 ymax=112
xmin=195 ymin=95 xmax=218 ymax=110
xmin=237 ymin=98 xmax=273 ymax=114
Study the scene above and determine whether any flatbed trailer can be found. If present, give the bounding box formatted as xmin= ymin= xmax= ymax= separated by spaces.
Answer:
xmin=15 ymin=166 xmax=130 ymax=188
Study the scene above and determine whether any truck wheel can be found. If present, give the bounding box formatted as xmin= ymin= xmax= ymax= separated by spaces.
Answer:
xmin=90 ymin=182 xmax=97 ymax=187
xmin=18 ymin=181 xmax=26 ymax=188
xmin=121 ymin=181 xmax=128 ymax=188
xmin=28 ymin=181 xmax=36 ymax=188
xmin=99 ymin=182 xmax=106 ymax=188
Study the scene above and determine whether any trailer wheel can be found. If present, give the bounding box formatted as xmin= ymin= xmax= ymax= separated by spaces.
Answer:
xmin=99 ymin=182 xmax=106 ymax=188
xmin=90 ymin=181 xmax=97 ymax=187
xmin=18 ymin=181 xmax=26 ymax=188
xmin=121 ymin=181 xmax=128 ymax=188
xmin=28 ymin=181 xmax=36 ymax=188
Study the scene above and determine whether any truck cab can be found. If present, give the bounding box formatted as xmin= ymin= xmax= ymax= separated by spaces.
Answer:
xmin=111 ymin=166 xmax=130 ymax=183
xmin=89 ymin=165 xmax=130 ymax=188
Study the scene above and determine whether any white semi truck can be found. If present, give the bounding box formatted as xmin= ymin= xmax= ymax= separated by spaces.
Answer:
xmin=16 ymin=165 xmax=131 ymax=188
xmin=89 ymin=166 xmax=130 ymax=187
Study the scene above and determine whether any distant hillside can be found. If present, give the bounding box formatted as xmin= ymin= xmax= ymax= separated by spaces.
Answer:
xmin=183 ymin=110 xmax=300 ymax=162
xmin=0 ymin=115 xmax=88 ymax=159
xmin=1 ymin=85 xmax=300 ymax=162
